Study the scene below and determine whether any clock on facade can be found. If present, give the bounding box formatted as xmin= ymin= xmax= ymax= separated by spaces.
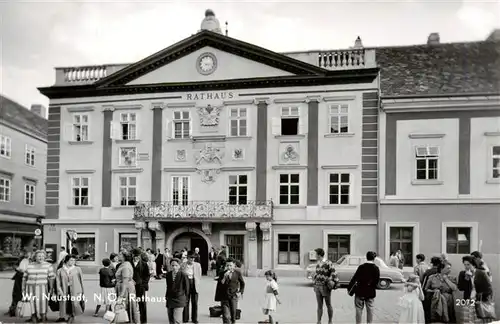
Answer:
xmin=196 ymin=52 xmax=217 ymax=75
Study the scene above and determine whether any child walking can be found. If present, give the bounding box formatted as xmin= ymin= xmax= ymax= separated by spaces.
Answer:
xmin=93 ymin=258 xmax=116 ymax=317
xmin=262 ymin=270 xmax=281 ymax=324
xmin=398 ymin=274 xmax=425 ymax=323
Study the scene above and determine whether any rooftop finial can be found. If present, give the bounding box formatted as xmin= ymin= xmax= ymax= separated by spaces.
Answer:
xmin=200 ymin=9 xmax=222 ymax=34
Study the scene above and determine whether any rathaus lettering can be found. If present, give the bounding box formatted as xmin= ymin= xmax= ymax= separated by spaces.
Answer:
xmin=186 ymin=92 xmax=234 ymax=100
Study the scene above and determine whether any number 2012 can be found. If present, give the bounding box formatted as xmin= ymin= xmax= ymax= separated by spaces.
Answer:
xmin=456 ymin=299 xmax=475 ymax=306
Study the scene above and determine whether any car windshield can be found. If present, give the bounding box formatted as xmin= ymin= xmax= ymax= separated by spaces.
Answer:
xmin=336 ymin=256 xmax=347 ymax=264
xmin=374 ymin=257 xmax=390 ymax=268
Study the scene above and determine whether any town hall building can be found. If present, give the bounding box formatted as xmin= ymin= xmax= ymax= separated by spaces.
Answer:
xmin=39 ymin=10 xmax=380 ymax=274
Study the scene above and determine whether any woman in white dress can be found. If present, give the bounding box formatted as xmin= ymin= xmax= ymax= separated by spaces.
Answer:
xmin=262 ymin=270 xmax=281 ymax=324
xmin=399 ymin=274 xmax=425 ymax=323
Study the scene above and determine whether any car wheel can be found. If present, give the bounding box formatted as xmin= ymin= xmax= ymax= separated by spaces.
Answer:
xmin=377 ymin=279 xmax=391 ymax=289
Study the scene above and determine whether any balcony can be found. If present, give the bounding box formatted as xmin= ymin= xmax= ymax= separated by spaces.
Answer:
xmin=134 ymin=200 xmax=273 ymax=221
xmin=284 ymin=48 xmax=375 ymax=70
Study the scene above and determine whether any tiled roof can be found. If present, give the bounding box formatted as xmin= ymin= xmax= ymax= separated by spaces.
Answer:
xmin=376 ymin=40 xmax=500 ymax=97
xmin=0 ymin=95 xmax=48 ymax=140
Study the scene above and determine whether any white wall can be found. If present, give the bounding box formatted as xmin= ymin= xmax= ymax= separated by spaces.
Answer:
xmin=396 ymin=118 xmax=459 ymax=199
xmin=470 ymin=117 xmax=500 ymax=198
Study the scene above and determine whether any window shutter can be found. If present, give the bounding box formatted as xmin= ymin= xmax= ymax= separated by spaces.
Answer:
xmin=64 ymin=122 xmax=73 ymax=142
xmin=271 ymin=117 xmax=281 ymax=136
xmin=299 ymin=107 xmax=307 ymax=135
xmin=110 ymin=121 xmax=119 ymax=140
xmin=189 ymin=116 xmax=194 ymax=137
xmin=428 ymin=146 xmax=439 ymax=156
xmin=415 ymin=146 xmax=427 ymax=157
xmin=165 ymin=118 xmax=172 ymax=139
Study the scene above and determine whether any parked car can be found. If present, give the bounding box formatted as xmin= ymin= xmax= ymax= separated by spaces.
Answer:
xmin=306 ymin=255 xmax=404 ymax=289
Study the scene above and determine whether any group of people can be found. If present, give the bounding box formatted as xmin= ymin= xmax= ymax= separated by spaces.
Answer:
xmin=413 ymin=251 xmax=495 ymax=323
xmin=6 ymin=249 xmax=86 ymax=323
xmin=309 ymin=248 xmax=496 ymax=324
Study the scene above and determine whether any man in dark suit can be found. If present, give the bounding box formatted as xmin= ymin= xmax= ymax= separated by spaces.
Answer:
xmin=218 ymin=257 xmax=245 ymax=324
xmin=347 ymin=251 xmax=380 ymax=324
xmin=132 ymin=248 xmax=150 ymax=324
xmin=165 ymin=258 xmax=190 ymax=324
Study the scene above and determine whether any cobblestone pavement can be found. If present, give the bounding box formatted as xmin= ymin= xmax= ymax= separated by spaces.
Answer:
xmin=0 ymin=276 xmax=405 ymax=323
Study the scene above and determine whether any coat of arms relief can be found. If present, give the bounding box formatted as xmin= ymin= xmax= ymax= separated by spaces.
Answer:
xmin=197 ymin=104 xmax=221 ymax=127
xmin=195 ymin=143 xmax=224 ymax=184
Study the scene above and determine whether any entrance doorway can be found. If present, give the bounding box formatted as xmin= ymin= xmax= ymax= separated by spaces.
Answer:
xmin=389 ymin=227 xmax=414 ymax=267
xmin=172 ymin=232 xmax=209 ymax=275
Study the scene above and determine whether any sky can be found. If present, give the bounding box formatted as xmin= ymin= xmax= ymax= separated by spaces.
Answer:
xmin=1 ymin=0 xmax=499 ymax=110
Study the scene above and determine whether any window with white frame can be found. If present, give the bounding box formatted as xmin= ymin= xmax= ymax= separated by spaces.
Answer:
xmin=72 ymin=114 xmax=89 ymax=141
xmin=173 ymin=111 xmax=190 ymax=139
xmin=279 ymin=173 xmax=300 ymax=205
xmin=120 ymin=112 xmax=137 ymax=140
xmin=25 ymin=145 xmax=35 ymax=166
xmin=0 ymin=135 xmax=12 ymax=158
xmin=0 ymin=177 xmax=11 ymax=202
xmin=278 ymin=234 xmax=300 ymax=265
xmin=71 ymin=176 xmax=89 ymax=206
xmin=446 ymin=227 xmax=471 ymax=254
xmin=228 ymin=175 xmax=248 ymax=205
xmin=328 ymin=173 xmax=351 ymax=205
xmin=491 ymin=146 xmax=500 ymax=179
xmin=415 ymin=145 xmax=439 ymax=180
xmin=24 ymin=183 xmax=35 ymax=206
xmin=171 ymin=176 xmax=189 ymax=206
xmin=119 ymin=147 xmax=137 ymax=167
xmin=70 ymin=233 xmax=96 ymax=261
xmin=280 ymin=107 xmax=300 ymax=136
xmin=119 ymin=176 xmax=137 ymax=206
xmin=329 ymin=104 xmax=349 ymax=134
xmin=229 ymin=108 xmax=247 ymax=136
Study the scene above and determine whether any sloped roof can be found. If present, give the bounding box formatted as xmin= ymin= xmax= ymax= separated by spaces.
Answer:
xmin=0 ymin=95 xmax=48 ymax=141
xmin=376 ymin=40 xmax=500 ymax=97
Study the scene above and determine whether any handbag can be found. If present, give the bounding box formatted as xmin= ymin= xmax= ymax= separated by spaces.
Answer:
xmin=114 ymin=302 xmax=129 ymax=323
xmin=348 ymin=282 xmax=358 ymax=296
xmin=16 ymin=301 xmax=32 ymax=318
xmin=48 ymin=295 xmax=60 ymax=312
xmin=103 ymin=310 xmax=116 ymax=322
xmin=475 ymin=294 xmax=496 ymax=320
xmin=209 ymin=306 xmax=223 ymax=317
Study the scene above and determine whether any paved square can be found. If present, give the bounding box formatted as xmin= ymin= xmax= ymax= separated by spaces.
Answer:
xmin=0 ymin=276 xmax=404 ymax=323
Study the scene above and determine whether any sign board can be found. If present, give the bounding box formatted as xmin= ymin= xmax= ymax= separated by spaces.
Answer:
xmin=45 ymin=244 xmax=57 ymax=263
xmin=185 ymin=91 xmax=234 ymax=101
xmin=34 ymin=229 xmax=41 ymax=236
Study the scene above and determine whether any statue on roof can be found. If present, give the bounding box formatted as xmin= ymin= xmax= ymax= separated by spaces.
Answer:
xmin=200 ymin=9 xmax=222 ymax=34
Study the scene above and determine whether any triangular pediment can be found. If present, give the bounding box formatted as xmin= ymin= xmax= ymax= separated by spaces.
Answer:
xmin=95 ymin=31 xmax=326 ymax=87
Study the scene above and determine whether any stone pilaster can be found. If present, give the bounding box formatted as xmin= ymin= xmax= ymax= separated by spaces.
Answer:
xmin=148 ymin=221 xmax=164 ymax=251
xmin=260 ymin=222 xmax=272 ymax=270
xmin=245 ymin=221 xmax=258 ymax=276
xmin=141 ymin=230 xmax=152 ymax=250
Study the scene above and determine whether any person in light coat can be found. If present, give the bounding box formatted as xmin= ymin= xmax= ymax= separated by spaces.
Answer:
xmin=56 ymin=254 xmax=84 ymax=323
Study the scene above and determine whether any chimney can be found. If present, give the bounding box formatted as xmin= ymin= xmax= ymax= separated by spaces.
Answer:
xmin=486 ymin=29 xmax=500 ymax=41
xmin=427 ymin=32 xmax=440 ymax=45
xmin=31 ymin=104 xmax=47 ymax=119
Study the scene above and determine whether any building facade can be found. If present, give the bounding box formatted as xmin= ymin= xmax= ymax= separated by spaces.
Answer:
xmin=0 ymin=95 xmax=47 ymax=258
xmin=39 ymin=12 xmax=379 ymax=274
xmin=376 ymin=37 xmax=500 ymax=312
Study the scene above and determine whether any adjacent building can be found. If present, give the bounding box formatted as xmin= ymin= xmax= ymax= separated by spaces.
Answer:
xmin=377 ymin=32 xmax=500 ymax=312
xmin=39 ymin=11 xmax=379 ymax=274
xmin=0 ymin=95 xmax=47 ymax=257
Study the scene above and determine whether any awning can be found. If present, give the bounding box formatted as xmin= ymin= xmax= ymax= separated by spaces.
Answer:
xmin=0 ymin=221 xmax=39 ymax=234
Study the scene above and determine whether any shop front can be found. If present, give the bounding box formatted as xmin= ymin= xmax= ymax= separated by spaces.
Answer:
xmin=0 ymin=216 xmax=42 ymax=270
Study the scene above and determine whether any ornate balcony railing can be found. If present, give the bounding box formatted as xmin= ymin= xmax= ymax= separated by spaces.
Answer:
xmin=52 ymin=49 xmax=376 ymax=85
xmin=134 ymin=200 xmax=273 ymax=221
